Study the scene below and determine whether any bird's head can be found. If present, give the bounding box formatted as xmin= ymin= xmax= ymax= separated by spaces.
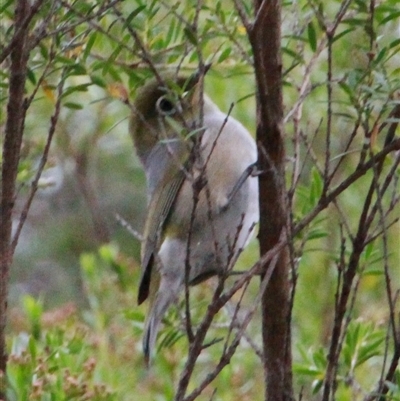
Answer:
xmin=130 ymin=71 xmax=208 ymax=163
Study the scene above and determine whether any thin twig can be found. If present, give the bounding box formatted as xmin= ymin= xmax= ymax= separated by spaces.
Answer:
xmin=232 ymin=0 xmax=251 ymax=32
xmin=321 ymin=98 xmax=400 ymax=400
xmin=183 ymin=252 xmax=279 ymax=401
xmin=294 ymin=137 xmax=400 ymax=237
xmin=175 ymin=232 xmax=288 ymax=400
xmin=0 ymin=0 xmax=44 ymax=64
xmin=115 ymin=213 xmax=143 ymax=241
xmin=11 ymin=70 xmax=66 ymax=252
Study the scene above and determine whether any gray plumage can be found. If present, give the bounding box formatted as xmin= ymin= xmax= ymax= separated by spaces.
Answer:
xmin=130 ymin=74 xmax=259 ymax=363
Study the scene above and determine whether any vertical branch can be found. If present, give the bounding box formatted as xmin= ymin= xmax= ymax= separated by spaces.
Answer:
xmin=0 ymin=0 xmax=30 ymax=396
xmin=247 ymin=0 xmax=293 ymax=400
xmin=323 ymin=33 xmax=333 ymax=192
xmin=322 ymin=111 xmax=399 ymax=400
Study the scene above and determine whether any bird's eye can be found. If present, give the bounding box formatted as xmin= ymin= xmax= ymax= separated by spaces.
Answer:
xmin=156 ymin=96 xmax=176 ymax=115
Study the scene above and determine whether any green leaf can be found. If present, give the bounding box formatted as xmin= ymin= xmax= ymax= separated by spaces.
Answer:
xmin=388 ymin=38 xmax=400 ymax=50
xmin=379 ymin=10 xmax=400 ymax=25
xmin=28 ymin=336 xmax=37 ymax=361
xmin=307 ymin=229 xmax=328 ymax=241
xmin=312 ymin=380 xmax=324 ymax=394
xmin=0 ymin=0 xmax=13 ymax=13
xmin=90 ymin=74 xmax=107 ymax=88
xmin=22 ymin=295 xmax=43 ymax=340
xmin=26 ymin=68 xmax=36 ymax=85
xmin=23 ymin=295 xmax=43 ymax=323
xmin=356 ymin=337 xmax=384 ymax=366
xmin=66 ymin=63 xmax=87 ymax=76
xmin=158 ymin=329 xmax=184 ymax=350
xmin=124 ymin=310 xmax=145 ymax=323
xmin=54 ymin=55 xmax=77 ymax=65
xmin=282 ymin=46 xmax=303 ymax=62
xmin=307 ymin=21 xmax=317 ymax=52
xmin=332 ymin=28 xmax=355 ymax=43
xmin=363 ymin=242 xmax=375 ymax=260
xmin=309 ymin=167 xmax=323 ymax=206
xmin=124 ymin=5 xmax=146 ymax=28
xmin=364 ymin=268 xmax=384 ymax=276
xmin=218 ymin=47 xmax=231 ymax=63
xmin=60 ymin=85 xmax=89 ymax=101
xmin=342 ymin=18 xmax=368 ymax=26
xmin=83 ymin=32 xmax=97 ymax=62
xmin=39 ymin=42 xmax=49 ymax=60
xmin=293 ymin=365 xmax=323 ymax=376
xmin=103 ymin=45 xmax=123 ymax=76
xmin=339 ymin=81 xmax=356 ymax=103
xmin=63 ymin=102 xmax=83 ymax=109
xmin=165 ymin=17 xmax=176 ymax=47
xmin=80 ymin=252 xmax=97 ymax=276
xmin=184 ymin=26 xmax=198 ymax=46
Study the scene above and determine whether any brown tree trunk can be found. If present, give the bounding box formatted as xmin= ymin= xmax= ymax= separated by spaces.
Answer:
xmin=0 ymin=1 xmax=30 ymax=398
xmin=250 ymin=1 xmax=294 ymax=400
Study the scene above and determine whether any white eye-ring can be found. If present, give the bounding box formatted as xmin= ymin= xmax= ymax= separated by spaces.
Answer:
xmin=156 ymin=96 xmax=176 ymax=115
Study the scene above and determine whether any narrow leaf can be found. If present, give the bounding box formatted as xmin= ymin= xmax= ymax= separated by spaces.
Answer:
xmin=307 ymin=21 xmax=317 ymax=52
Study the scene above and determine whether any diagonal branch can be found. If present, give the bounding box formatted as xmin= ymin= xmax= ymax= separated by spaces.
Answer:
xmin=0 ymin=0 xmax=44 ymax=64
xmin=11 ymin=71 xmax=66 ymax=253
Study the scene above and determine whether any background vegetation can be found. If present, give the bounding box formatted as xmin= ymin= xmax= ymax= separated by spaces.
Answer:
xmin=1 ymin=0 xmax=399 ymax=400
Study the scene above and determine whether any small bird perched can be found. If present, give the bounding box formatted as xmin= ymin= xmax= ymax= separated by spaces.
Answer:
xmin=129 ymin=70 xmax=259 ymax=363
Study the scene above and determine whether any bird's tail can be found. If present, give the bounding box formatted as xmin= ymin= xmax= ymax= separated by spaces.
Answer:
xmin=143 ymin=281 xmax=179 ymax=365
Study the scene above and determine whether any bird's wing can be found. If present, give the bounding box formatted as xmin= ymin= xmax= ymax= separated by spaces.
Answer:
xmin=137 ymin=166 xmax=187 ymax=304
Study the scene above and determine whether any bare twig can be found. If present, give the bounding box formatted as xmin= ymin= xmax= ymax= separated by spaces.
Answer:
xmin=184 ymin=185 xmax=200 ymax=344
xmin=11 ymin=71 xmax=66 ymax=253
xmin=321 ymin=101 xmax=400 ymax=400
xmin=294 ymin=137 xmax=400 ymax=237
xmin=183 ymin=252 xmax=279 ymax=401
xmin=111 ymin=5 xmax=164 ymax=83
xmin=0 ymin=0 xmax=44 ymax=64
xmin=51 ymin=1 xmax=139 ymax=65
xmin=323 ymin=33 xmax=333 ymax=194
xmin=175 ymin=233 xmax=287 ymax=400
xmin=224 ymin=302 xmax=263 ymax=359
xmin=232 ymin=0 xmax=252 ymax=32
xmin=115 ymin=213 xmax=144 ymax=242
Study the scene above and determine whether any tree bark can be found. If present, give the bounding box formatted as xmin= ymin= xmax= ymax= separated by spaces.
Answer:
xmin=0 ymin=1 xmax=30 ymax=398
xmin=249 ymin=1 xmax=294 ymax=400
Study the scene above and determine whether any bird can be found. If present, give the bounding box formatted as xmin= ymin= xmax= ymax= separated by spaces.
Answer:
xmin=129 ymin=70 xmax=259 ymax=364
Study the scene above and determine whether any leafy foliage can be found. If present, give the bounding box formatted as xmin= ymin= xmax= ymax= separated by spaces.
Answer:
xmin=1 ymin=0 xmax=400 ymax=400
